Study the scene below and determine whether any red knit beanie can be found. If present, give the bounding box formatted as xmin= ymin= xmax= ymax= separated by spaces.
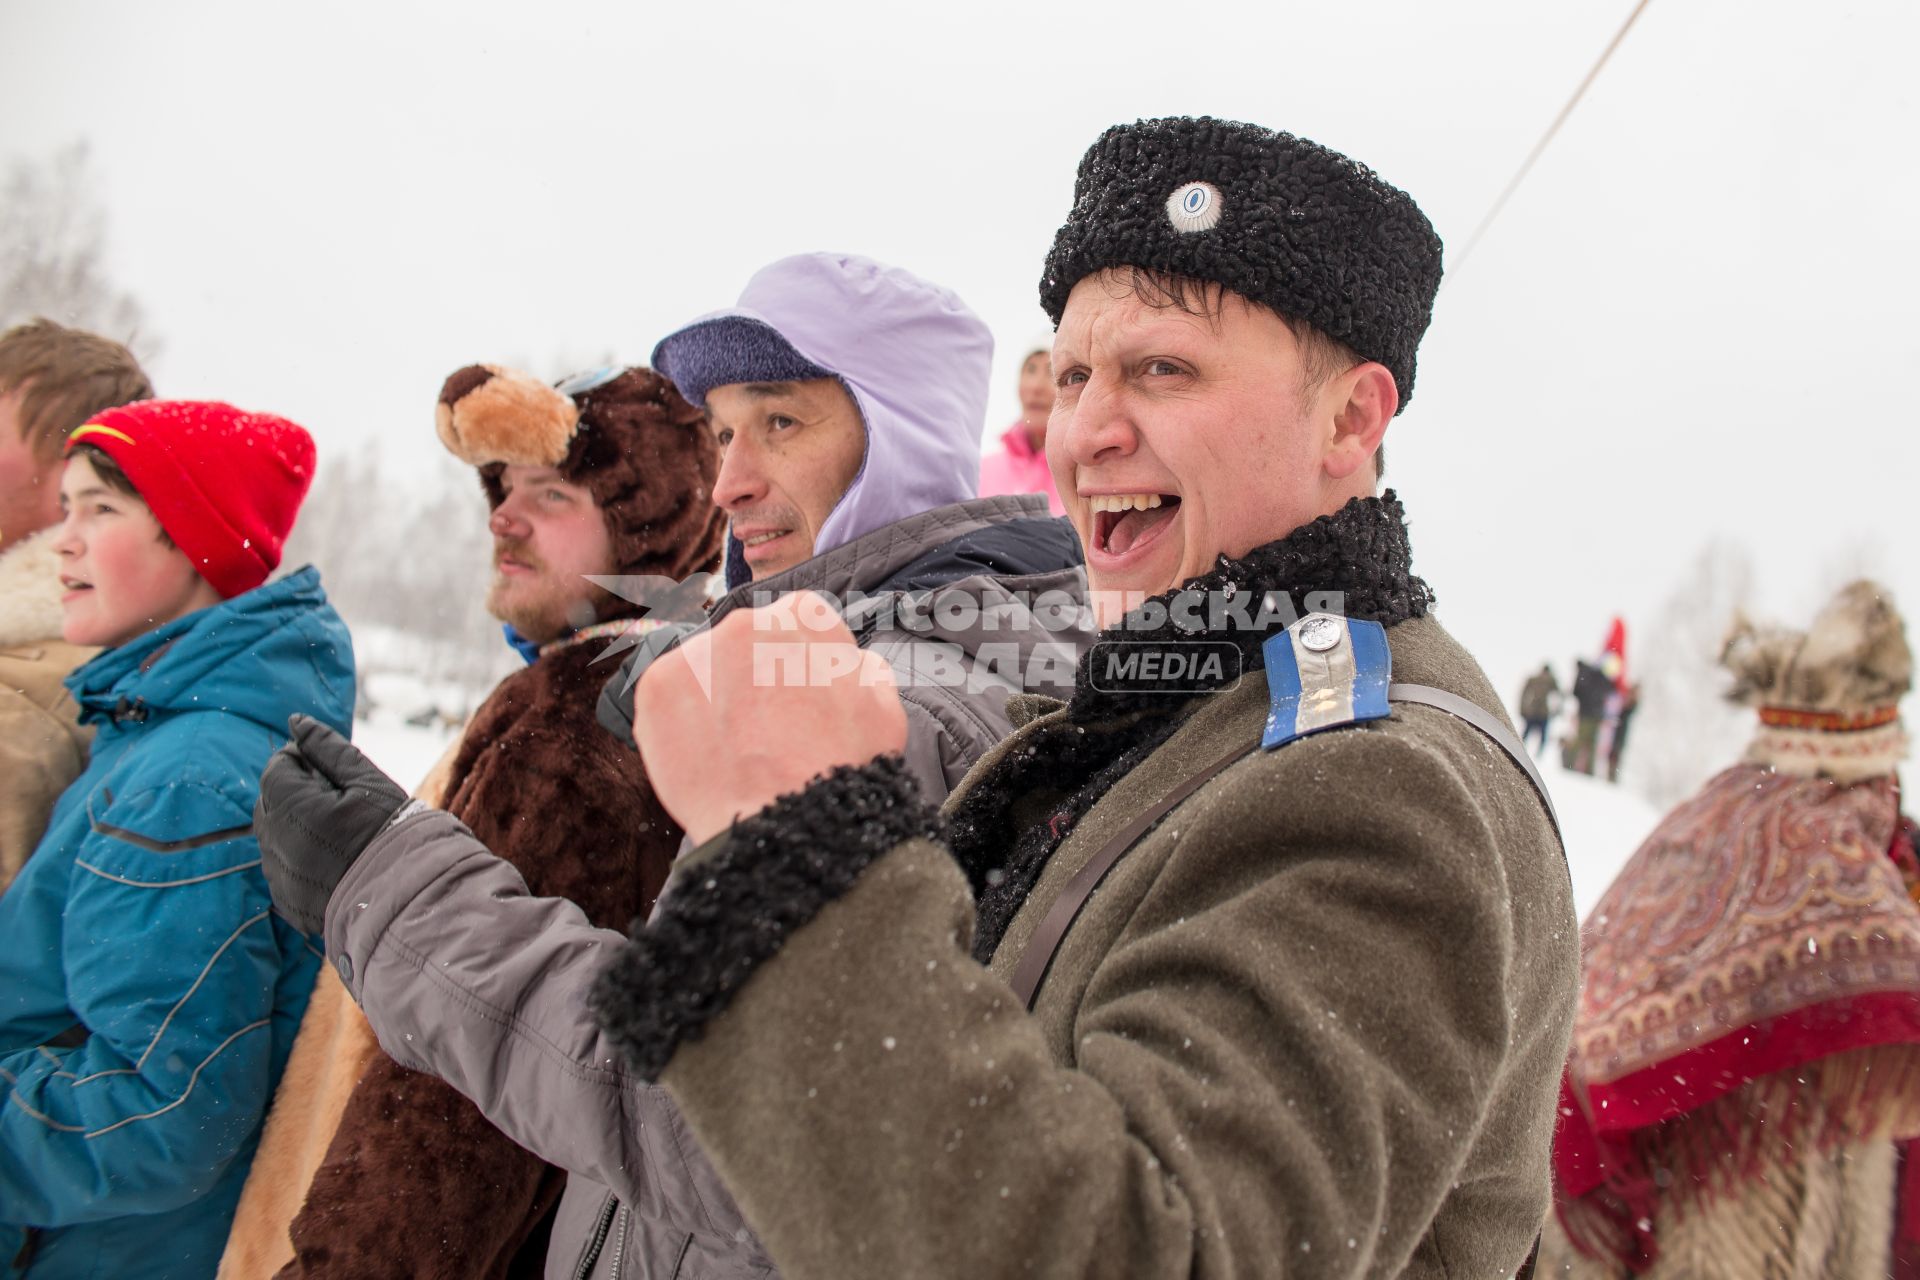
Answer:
xmin=65 ymin=400 xmax=316 ymax=598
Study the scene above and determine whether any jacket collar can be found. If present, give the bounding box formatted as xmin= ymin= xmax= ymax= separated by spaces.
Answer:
xmin=1064 ymin=490 xmax=1431 ymax=722
xmin=0 ymin=527 xmax=70 ymax=649
xmin=708 ymin=494 xmax=1056 ymax=626
xmin=947 ymin=491 xmax=1430 ymax=960
xmin=68 ymin=566 xmax=353 ymax=734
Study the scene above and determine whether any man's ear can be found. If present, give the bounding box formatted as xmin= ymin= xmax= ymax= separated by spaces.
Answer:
xmin=1323 ymin=362 xmax=1398 ymax=482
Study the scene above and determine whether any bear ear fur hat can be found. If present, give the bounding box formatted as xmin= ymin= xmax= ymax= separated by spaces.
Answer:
xmin=435 ymin=364 xmax=728 ymax=613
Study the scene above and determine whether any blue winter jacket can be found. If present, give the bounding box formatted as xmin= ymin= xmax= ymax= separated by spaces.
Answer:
xmin=0 ymin=567 xmax=353 ymax=1278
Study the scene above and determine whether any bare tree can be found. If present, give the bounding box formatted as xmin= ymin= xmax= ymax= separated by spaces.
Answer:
xmin=0 ymin=142 xmax=157 ymax=356
xmin=283 ymin=445 xmax=513 ymax=709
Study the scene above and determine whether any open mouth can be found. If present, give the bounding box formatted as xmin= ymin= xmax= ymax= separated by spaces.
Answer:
xmin=59 ymin=576 xmax=93 ymax=602
xmin=1089 ymin=493 xmax=1180 ymax=558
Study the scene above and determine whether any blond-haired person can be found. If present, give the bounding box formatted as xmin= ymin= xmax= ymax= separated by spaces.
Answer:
xmin=0 ymin=318 xmax=152 ymax=890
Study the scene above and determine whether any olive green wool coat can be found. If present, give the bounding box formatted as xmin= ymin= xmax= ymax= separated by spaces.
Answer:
xmin=597 ymin=609 xmax=1578 ymax=1279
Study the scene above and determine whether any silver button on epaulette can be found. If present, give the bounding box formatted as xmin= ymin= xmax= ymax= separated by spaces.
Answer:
xmin=1297 ymin=614 xmax=1344 ymax=653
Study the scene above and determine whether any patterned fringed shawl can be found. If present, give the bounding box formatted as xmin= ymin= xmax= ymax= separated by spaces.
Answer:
xmin=1554 ymin=763 xmax=1920 ymax=1271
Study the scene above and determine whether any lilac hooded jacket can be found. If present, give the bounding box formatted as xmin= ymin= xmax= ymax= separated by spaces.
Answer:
xmin=652 ymin=252 xmax=993 ymax=588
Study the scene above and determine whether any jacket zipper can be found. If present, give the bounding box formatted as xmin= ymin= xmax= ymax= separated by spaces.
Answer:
xmin=606 ymin=1204 xmax=630 ymax=1277
xmin=572 ymin=1193 xmax=618 ymax=1280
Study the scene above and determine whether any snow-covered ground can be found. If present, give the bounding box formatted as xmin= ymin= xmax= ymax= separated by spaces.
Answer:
xmin=344 ymin=625 xmax=507 ymax=792
xmin=1534 ymin=752 xmax=1663 ymax=919
xmin=1481 ymin=643 xmax=1672 ymax=920
xmin=351 ymin=708 xmax=462 ymax=796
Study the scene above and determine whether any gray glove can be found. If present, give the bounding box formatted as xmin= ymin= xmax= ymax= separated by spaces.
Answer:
xmin=255 ymin=714 xmax=408 ymax=936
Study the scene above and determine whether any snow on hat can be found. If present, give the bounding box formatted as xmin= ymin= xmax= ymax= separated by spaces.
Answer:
xmin=65 ymin=399 xmax=315 ymax=598
xmin=435 ymin=364 xmax=726 ymax=594
xmin=1039 ymin=116 xmax=1443 ymax=410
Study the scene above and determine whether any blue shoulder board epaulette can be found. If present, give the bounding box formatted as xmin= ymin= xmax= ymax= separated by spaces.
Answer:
xmin=1261 ymin=613 xmax=1392 ymax=750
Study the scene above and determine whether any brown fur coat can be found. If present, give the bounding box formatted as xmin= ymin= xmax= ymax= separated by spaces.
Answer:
xmin=220 ymin=640 xmax=683 ymax=1279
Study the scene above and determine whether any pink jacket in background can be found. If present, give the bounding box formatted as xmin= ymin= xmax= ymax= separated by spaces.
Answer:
xmin=978 ymin=423 xmax=1063 ymax=515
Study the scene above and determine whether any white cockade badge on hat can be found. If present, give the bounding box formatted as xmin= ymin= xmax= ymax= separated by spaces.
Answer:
xmin=1166 ymin=181 xmax=1223 ymax=233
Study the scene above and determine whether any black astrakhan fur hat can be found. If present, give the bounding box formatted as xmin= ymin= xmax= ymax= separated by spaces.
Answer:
xmin=1039 ymin=116 xmax=1443 ymax=410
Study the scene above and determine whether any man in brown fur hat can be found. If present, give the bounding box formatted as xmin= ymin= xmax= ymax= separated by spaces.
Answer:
xmin=219 ymin=365 xmax=726 ymax=1279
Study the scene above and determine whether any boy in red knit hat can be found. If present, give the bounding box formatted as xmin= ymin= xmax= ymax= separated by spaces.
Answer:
xmin=0 ymin=400 xmax=355 ymax=1280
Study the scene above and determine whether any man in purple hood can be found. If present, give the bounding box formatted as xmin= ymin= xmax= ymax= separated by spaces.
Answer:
xmin=598 ymin=250 xmax=1091 ymax=797
xmin=655 ymin=252 xmax=991 ymax=589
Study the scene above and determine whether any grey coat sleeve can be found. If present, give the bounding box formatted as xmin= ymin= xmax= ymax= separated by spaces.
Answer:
xmin=322 ymin=807 xmax=749 ymax=1238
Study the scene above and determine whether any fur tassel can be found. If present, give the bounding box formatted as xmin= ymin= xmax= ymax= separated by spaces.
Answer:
xmin=1720 ymin=580 xmax=1911 ymax=780
xmin=1721 ymin=581 xmax=1911 ymax=716
xmin=1558 ymin=1042 xmax=1920 ymax=1272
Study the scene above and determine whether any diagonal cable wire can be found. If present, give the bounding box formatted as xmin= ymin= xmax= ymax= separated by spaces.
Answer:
xmin=1446 ymin=0 xmax=1655 ymax=284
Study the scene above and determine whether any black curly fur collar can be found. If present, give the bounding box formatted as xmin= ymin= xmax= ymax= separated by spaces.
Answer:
xmin=591 ymin=756 xmax=942 ymax=1081
xmin=1066 ymin=489 xmax=1429 ymax=719
xmin=953 ymin=491 xmax=1430 ymax=961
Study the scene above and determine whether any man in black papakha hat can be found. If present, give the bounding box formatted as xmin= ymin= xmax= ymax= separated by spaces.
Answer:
xmin=256 ymin=117 xmax=1578 ymax=1279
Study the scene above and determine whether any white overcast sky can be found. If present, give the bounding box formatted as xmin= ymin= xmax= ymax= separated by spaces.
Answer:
xmin=4 ymin=0 xmax=1916 ymax=693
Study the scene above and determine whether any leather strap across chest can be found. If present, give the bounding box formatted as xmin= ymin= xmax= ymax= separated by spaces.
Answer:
xmin=1001 ymin=616 xmax=1552 ymax=1280
xmin=1006 ymin=680 xmax=1562 ymax=1012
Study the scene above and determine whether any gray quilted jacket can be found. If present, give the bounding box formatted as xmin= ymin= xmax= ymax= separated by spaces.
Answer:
xmin=334 ymin=496 xmax=1090 ymax=1278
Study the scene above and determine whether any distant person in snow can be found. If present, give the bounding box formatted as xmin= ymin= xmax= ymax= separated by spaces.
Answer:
xmin=0 ymin=400 xmax=351 ymax=1280
xmin=248 ymin=252 xmax=1093 ymax=1279
xmin=978 ymin=344 xmax=1063 ymax=513
xmin=1546 ymin=580 xmax=1920 ymax=1279
xmin=0 ymin=318 xmax=152 ymax=893
xmin=1569 ymin=657 xmax=1613 ymax=774
xmin=1520 ymin=661 xmax=1561 ymax=755
xmin=219 ymin=366 xmax=726 ymax=1279
xmin=253 ymin=118 xmax=1575 ymax=1280
xmin=1604 ymin=681 xmax=1639 ymax=784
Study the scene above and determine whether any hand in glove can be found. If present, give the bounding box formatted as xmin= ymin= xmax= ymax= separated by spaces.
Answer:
xmin=256 ymin=714 xmax=409 ymax=935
